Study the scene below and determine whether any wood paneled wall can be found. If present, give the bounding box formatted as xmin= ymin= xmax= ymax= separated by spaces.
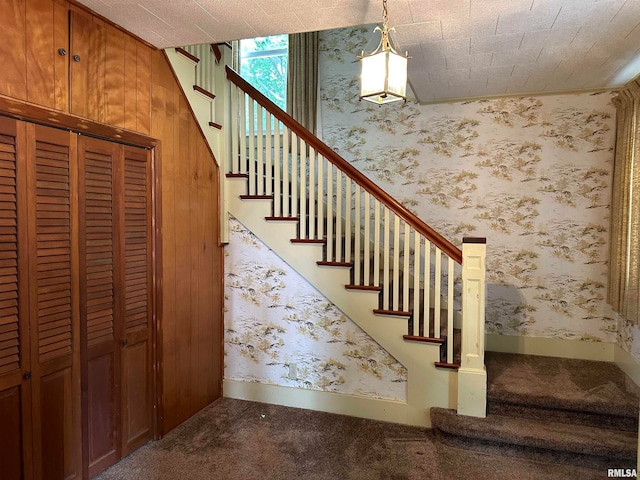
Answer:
xmin=0 ymin=0 xmax=223 ymax=440
xmin=150 ymin=52 xmax=223 ymax=434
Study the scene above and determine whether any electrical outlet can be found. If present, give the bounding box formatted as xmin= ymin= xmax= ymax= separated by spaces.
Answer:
xmin=288 ymin=362 xmax=297 ymax=380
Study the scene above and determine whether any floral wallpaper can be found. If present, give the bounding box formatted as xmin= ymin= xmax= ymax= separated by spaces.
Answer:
xmin=318 ymin=26 xmax=627 ymax=352
xmin=224 ymin=218 xmax=407 ymax=401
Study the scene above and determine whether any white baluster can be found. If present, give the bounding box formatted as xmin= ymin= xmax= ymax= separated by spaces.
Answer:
xmin=248 ymin=99 xmax=255 ymax=195
xmin=317 ymin=155 xmax=324 ymax=240
xmin=434 ymin=247 xmax=442 ymax=339
xmin=273 ymin=119 xmax=280 ymax=216
xmin=413 ymin=233 xmax=421 ymax=336
xmin=299 ymin=140 xmax=307 ymax=239
xmin=230 ymin=85 xmax=238 ymax=173
xmin=354 ymin=184 xmax=361 ymax=285
xmin=308 ymin=148 xmax=316 ymax=239
xmin=256 ymin=105 xmax=264 ymax=195
xmin=239 ymin=92 xmax=246 ymax=173
xmin=265 ymin=112 xmax=272 ymax=196
xmin=363 ymin=192 xmax=370 ymax=286
xmin=382 ymin=208 xmax=390 ymax=311
xmin=336 ymin=171 xmax=342 ymax=262
xmin=423 ymin=241 xmax=431 ymax=337
xmin=326 ymin=163 xmax=334 ymax=262
xmin=447 ymin=256 xmax=455 ymax=364
xmin=282 ymin=126 xmax=289 ymax=217
xmin=291 ymin=133 xmax=298 ymax=218
xmin=345 ymin=179 xmax=352 ymax=263
xmin=373 ymin=200 xmax=380 ymax=287
xmin=403 ymin=222 xmax=410 ymax=312
xmin=392 ymin=214 xmax=400 ymax=311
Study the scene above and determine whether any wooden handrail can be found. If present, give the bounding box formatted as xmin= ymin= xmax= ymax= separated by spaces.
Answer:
xmin=211 ymin=44 xmax=222 ymax=64
xmin=225 ymin=66 xmax=463 ymax=264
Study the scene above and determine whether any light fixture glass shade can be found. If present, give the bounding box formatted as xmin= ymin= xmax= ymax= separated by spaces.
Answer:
xmin=359 ymin=37 xmax=408 ymax=104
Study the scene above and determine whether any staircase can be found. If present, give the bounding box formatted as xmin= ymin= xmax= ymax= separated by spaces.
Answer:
xmin=164 ymin=44 xmax=488 ymax=427
xmin=431 ymin=352 xmax=639 ymax=469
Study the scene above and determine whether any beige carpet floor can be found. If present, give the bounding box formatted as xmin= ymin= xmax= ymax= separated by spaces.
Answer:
xmin=92 ymin=398 xmax=613 ymax=480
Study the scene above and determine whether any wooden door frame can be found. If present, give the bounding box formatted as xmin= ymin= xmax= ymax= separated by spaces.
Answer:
xmin=0 ymin=101 xmax=164 ymax=443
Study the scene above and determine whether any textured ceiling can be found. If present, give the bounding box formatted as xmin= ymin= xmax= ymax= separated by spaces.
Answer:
xmin=77 ymin=0 xmax=640 ymax=103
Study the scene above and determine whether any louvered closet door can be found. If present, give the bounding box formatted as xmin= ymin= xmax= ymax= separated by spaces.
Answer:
xmin=120 ymin=146 xmax=152 ymax=456
xmin=79 ymin=136 xmax=120 ymax=477
xmin=26 ymin=123 xmax=81 ymax=480
xmin=0 ymin=118 xmax=32 ymax=480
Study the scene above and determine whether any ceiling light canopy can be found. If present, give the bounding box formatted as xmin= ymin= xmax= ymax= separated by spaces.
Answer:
xmin=359 ymin=0 xmax=408 ymax=105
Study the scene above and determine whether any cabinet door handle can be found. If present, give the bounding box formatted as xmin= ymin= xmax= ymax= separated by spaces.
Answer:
xmin=23 ymin=372 xmax=32 ymax=380
xmin=73 ymin=54 xmax=81 ymax=62
xmin=58 ymin=48 xmax=67 ymax=56
xmin=122 ymin=339 xmax=128 ymax=346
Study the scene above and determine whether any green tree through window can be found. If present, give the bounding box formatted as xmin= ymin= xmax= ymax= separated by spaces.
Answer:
xmin=240 ymin=34 xmax=288 ymax=111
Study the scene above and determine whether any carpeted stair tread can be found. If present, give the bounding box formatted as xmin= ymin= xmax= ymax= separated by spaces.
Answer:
xmin=486 ymin=352 xmax=640 ymax=418
xmin=431 ymin=407 xmax=637 ymax=460
xmin=487 ymin=400 xmax=638 ymax=431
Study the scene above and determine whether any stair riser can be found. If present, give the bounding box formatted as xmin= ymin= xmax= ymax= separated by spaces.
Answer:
xmin=488 ymin=400 xmax=639 ymax=432
xmin=435 ymin=430 xmax=636 ymax=471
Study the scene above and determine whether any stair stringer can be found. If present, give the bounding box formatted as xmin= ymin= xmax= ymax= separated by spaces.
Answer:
xmin=228 ymin=178 xmax=456 ymax=427
xmin=165 ymin=47 xmax=232 ymax=242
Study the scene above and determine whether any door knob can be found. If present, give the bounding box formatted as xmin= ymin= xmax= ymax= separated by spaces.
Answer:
xmin=58 ymin=48 xmax=66 ymax=56
xmin=122 ymin=339 xmax=128 ymax=346
xmin=73 ymin=54 xmax=80 ymax=62
xmin=23 ymin=372 xmax=32 ymax=380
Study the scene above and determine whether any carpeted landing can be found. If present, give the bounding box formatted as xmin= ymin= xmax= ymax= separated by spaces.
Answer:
xmin=95 ymin=396 xmax=623 ymax=480
xmin=431 ymin=352 xmax=640 ymax=471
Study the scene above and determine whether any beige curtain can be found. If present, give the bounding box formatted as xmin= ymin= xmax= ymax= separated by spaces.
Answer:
xmin=287 ymin=32 xmax=318 ymax=134
xmin=609 ymin=80 xmax=640 ymax=324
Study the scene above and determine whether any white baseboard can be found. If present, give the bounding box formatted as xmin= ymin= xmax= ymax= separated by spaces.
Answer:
xmin=223 ymin=379 xmax=413 ymax=425
xmin=486 ymin=334 xmax=640 ymax=388
xmin=485 ymin=334 xmax=615 ymax=361
xmin=614 ymin=345 xmax=640 ymax=388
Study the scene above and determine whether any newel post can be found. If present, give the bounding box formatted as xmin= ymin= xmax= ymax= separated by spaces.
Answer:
xmin=457 ymin=237 xmax=487 ymax=417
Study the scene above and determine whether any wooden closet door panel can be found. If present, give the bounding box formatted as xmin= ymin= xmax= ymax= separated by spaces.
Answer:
xmin=39 ymin=367 xmax=75 ymax=479
xmin=0 ymin=386 xmax=27 ymax=480
xmin=79 ymin=136 xmax=120 ymax=477
xmin=0 ymin=117 xmax=32 ymax=480
xmin=70 ymin=8 xmax=106 ymax=122
xmin=121 ymin=146 xmax=152 ymax=455
xmin=26 ymin=123 xmax=80 ymax=480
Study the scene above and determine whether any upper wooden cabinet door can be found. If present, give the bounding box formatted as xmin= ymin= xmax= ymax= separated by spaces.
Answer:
xmin=26 ymin=0 xmax=69 ymax=111
xmin=69 ymin=8 xmax=106 ymax=122
xmin=0 ymin=117 xmax=32 ymax=480
xmin=0 ymin=0 xmax=69 ymax=111
xmin=0 ymin=0 xmax=27 ymax=100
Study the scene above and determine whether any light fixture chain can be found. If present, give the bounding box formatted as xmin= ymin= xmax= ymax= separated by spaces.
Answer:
xmin=382 ymin=0 xmax=389 ymax=28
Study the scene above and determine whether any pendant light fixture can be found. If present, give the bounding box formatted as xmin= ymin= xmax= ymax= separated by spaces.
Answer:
xmin=359 ymin=0 xmax=408 ymax=105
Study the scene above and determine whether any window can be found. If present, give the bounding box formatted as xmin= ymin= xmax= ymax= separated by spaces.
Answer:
xmin=240 ymin=35 xmax=288 ymax=111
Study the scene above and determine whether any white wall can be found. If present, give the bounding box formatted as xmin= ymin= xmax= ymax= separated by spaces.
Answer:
xmin=224 ymin=219 xmax=408 ymax=401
